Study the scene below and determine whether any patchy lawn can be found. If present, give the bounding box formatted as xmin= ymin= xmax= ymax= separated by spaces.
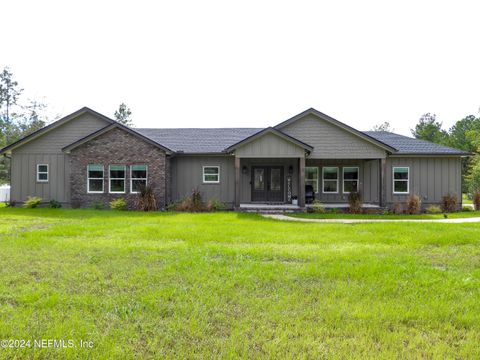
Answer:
xmin=1 ymin=208 xmax=480 ymax=359
xmin=289 ymin=210 xmax=480 ymax=220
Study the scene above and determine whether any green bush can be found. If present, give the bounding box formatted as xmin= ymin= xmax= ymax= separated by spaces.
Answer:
xmin=49 ymin=199 xmax=62 ymax=208
xmin=110 ymin=198 xmax=127 ymax=210
xmin=311 ymin=200 xmax=325 ymax=214
xmin=462 ymin=206 xmax=473 ymax=212
xmin=426 ymin=205 xmax=442 ymax=214
xmin=23 ymin=196 xmax=42 ymax=208
xmin=206 ymin=199 xmax=225 ymax=211
xmin=91 ymin=201 xmax=104 ymax=210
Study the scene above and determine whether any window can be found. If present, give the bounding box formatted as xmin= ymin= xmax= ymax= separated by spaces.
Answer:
xmin=305 ymin=167 xmax=319 ymax=193
xmin=393 ymin=167 xmax=409 ymax=194
xmin=36 ymin=164 xmax=49 ymax=182
xmin=109 ymin=165 xmax=126 ymax=193
xmin=322 ymin=167 xmax=339 ymax=193
xmin=131 ymin=165 xmax=148 ymax=193
xmin=203 ymin=166 xmax=219 ymax=183
xmin=87 ymin=164 xmax=104 ymax=193
xmin=343 ymin=167 xmax=359 ymax=193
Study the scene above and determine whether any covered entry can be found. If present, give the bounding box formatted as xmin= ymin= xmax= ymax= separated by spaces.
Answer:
xmin=251 ymin=166 xmax=284 ymax=202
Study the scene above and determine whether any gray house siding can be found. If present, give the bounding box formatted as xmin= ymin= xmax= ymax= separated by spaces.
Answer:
xmin=235 ymin=133 xmax=306 ymax=158
xmin=280 ymin=114 xmax=387 ymax=159
xmin=10 ymin=113 xmax=109 ymax=204
xmin=170 ymin=155 xmax=236 ymax=207
xmin=386 ymin=157 xmax=462 ymax=207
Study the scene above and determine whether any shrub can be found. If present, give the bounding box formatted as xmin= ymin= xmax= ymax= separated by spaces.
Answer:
xmin=348 ymin=191 xmax=362 ymax=214
xmin=441 ymin=193 xmax=458 ymax=213
xmin=426 ymin=205 xmax=442 ymax=214
xmin=172 ymin=188 xmax=205 ymax=212
xmin=135 ymin=184 xmax=157 ymax=211
xmin=462 ymin=206 xmax=473 ymax=212
xmin=311 ymin=200 xmax=325 ymax=214
xmin=23 ymin=196 xmax=42 ymax=208
xmin=392 ymin=203 xmax=403 ymax=215
xmin=191 ymin=188 xmax=203 ymax=211
xmin=91 ymin=201 xmax=104 ymax=210
xmin=110 ymin=198 xmax=127 ymax=210
xmin=206 ymin=199 xmax=225 ymax=212
xmin=474 ymin=191 xmax=480 ymax=211
xmin=406 ymin=194 xmax=422 ymax=214
xmin=5 ymin=200 xmax=16 ymax=208
xmin=49 ymin=199 xmax=62 ymax=208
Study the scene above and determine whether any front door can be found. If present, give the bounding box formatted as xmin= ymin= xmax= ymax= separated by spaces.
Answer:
xmin=251 ymin=166 xmax=284 ymax=202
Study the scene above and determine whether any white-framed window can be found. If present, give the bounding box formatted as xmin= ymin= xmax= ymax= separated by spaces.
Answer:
xmin=109 ymin=165 xmax=126 ymax=193
xmin=305 ymin=167 xmax=319 ymax=193
xmin=393 ymin=167 xmax=409 ymax=194
xmin=87 ymin=164 xmax=104 ymax=193
xmin=322 ymin=167 xmax=339 ymax=193
xmin=36 ymin=164 xmax=49 ymax=182
xmin=203 ymin=166 xmax=220 ymax=183
xmin=343 ymin=167 xmax=359 ymax=193
xmin=130 ymin=165 xmax=148 ymax=193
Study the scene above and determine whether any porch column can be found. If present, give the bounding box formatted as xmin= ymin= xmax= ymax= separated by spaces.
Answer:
xmin=380 ymin=158 xmax=387 ymax=207
xmin=299 ymin=156 xmax=305 ymax=207
xmin=235 ymin=156 xmax=240 ymax=208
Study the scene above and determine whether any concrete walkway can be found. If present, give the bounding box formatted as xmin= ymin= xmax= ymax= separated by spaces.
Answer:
xmin=263 ymin=214 xmax=480 ymax=224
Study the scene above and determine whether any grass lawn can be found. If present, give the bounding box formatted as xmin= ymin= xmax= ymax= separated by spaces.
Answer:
xmin=463 ymin=193 xmax=473 ymax=205
xmin=1 ymin=209 xmax=480 ymax=358
xmin=289 ymin=211 xmax=480 ymax=220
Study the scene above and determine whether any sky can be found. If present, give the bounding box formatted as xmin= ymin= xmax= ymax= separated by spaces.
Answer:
xmin=2 ymin=0 xmax=479 ymax=135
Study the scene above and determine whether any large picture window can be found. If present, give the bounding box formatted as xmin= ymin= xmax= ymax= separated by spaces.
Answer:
xmin=203 ymin=166 xmax=220 ymax=183
xmin=393 ymin=167 xmax=409 ymax=194
xmin=87 ymin=164 xmax=104 ymax=193
xmin=322 ymin=167 xmax=339 ymax=193
xmin=305 ymin=167 xmax=319 ymax=193
xmin=343 ymin=167 xmax=359 ymax=193
xmin=36 ymin=164 xmax=49 ymax=182
xmin=131 ymin=165 xmax=148 ymax=193
xmin=109 ymin=165 xmax=126 ymax=193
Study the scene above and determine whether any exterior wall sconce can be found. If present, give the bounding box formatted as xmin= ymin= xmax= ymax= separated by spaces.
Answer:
xmin=288 ymin=165 xmax=293 ymax=174
xmin=242 ymin=166 xmax=248 ymax=174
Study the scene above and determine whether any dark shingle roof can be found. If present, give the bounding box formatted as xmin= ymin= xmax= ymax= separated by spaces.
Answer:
xmin=364 ymin=131 xmax=468 ymax=155
xmin=134 ymin=128 xmax=262 ymax=153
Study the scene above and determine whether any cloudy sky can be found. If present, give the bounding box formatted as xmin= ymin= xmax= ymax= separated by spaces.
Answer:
xmin=2 ymin=0 xmax=479 ymax=135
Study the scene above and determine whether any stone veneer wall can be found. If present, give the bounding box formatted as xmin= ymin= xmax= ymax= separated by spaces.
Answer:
xmin=69 ymin=127 xmax=167 ymax=209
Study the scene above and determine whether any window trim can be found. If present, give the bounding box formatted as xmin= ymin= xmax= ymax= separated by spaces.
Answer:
xmin=203 ymin=166 xmax=220 ymax=184
xmin=322 ymin=166 xmax=339 ymax=194
xmin=36 ymin=164 xmax=49 ymax=183
xmin=342 ymin=166 xmax=359 ymax=194
xmin=109 ymin=165 xmax=126 ymax=194
xmin=392 ymin=166 xmax=410 ymax=194
xmin=305 ymin=166 xmax=319 ymax=194
xmin=87 ymin=164 xmax=104 ymax=194
xmin=130 ymin=165 xmax=148 ymax=194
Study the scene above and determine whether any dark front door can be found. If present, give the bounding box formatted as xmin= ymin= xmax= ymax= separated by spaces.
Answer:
xmin=251 ymin=166 xmax=284 ymax=202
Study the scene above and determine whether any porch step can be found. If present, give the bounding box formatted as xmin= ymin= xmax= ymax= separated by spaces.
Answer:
xmin=238 ymin=203 xmax=305 ymax=214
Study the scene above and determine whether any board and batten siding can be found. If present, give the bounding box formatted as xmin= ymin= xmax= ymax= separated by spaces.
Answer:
xmin=280 ymin=114 xmax=387 ymax=159
xmin=234 ymin=133 xmax=305 ymax=158
xmin=10 ymin=113 xmax=109 ymax=204
xmin=170 ymin=155 xmax=235 ymax=207
xmin=386 ymin=157 xmax=462 ymax=206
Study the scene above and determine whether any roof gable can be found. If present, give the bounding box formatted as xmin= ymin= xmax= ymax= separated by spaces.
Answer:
xmin=0 ymin=107 xmax=116 ymax=155
xmin=224 ymin=127 xmax=313 ymax=153
xmin=275 ymin=108 xmax=396 ymax=153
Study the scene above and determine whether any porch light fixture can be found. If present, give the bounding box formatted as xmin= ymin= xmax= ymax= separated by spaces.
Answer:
xmin=288 ymin=165 xmax=293 ymax=174
xmin=242 ymin=166 xmax=248 ymax=174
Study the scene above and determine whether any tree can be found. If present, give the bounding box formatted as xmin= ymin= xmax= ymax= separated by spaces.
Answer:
xmin=447 ymin=115 xmax=480 ymax=153
xmin=372 ymin=122 xmax=393 ymax=132
xmin=114 ymin=103 xmax=133 ymax=126
xmin=0 ymin=67 xmax=23 ymax=123
xmin=411 ymin=113 xmax=449 ymax=144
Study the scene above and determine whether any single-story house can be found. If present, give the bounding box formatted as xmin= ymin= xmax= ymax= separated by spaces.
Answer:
xmin=0 ymin=107 xmax=469 ymax=210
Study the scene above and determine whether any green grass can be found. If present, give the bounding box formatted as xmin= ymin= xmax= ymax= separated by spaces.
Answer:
xmin=1 ymin=208 xmax=480 ymax=359
xmin=289 ymin=210 xmax=480 ymax=220
xmin=463 ymin=193 xmax=473 ymax=205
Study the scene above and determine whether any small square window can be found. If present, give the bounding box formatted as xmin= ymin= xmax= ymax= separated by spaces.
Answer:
xmin=203 ymin=166 xmax=220 ymax=183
